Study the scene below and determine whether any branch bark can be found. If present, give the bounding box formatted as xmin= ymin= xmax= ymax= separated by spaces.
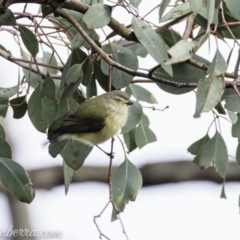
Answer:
xmin=0 ymin=161 xmax=238 ymax=194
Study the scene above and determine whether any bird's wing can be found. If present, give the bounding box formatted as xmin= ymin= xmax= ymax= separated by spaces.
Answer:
xmin=57 ymin=114 xmax=105 ymax=134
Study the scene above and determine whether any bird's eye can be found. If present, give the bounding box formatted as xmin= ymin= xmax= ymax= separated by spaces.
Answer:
xmin=115 ymin=98 xmax=121 ymax=102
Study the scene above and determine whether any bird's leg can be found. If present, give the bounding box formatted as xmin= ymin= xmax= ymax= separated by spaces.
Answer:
xmin=95 ymin=145 xmax=114 ymax=158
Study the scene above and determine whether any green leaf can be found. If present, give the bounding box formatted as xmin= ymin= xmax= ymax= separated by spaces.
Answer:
xmin=66 ymin=64 xmax=83 ymax=85
xmin=159 ymin=29 xmax=182 ymax=47
xmin=0 ymin=124 xmax=6 ymax=139
xmin=83 ymin=3 xmax=111 ymax=29
xmin=121 ymin=101 xmax=142 ymax=134
xmin=135 ymin=120 xmax=157 ymax=149
xmin=86 ymin=74 xmax=97 ymax=98
xmin=126 ymin=85 xmax=157 ymax=103
xmin=232 ymin=113 xmax=240 ymax=138
xmin=19 ymin=25 xmax=39 ymax=57
xmin=49 ymin=139 xmax=68 ymax=158
xmin=155 ymin=62 xmax=205 ymax=94
xmin=235 ymin=141 xmax=240 ymax=168
xmin=61 ymin=49 xmax=92 ymax=90
xmin=130 ymin=0 xmax=141 ymax=8
xmin=101 ymin=43 xmax=138 ymax=89
xmin=41 ymin=6 xmax=53 ymax=17
xmin=118 ymin=40 xmax=148 ymax=58
xmin=42 ymin=51 xmax=59 ymax=75
xmin=227 ymin=109 xmax=238 ymax=124
xmin=0 ymin=99 xmax=9 ymax=117
xmin=223 ymin=88 xmax=240 ymax=112
xmin=61 ymin=139 xmax=93 ymax=170
xmin=0 ymin=137 xmax=12 ymax=159
xmin=123 ymin=128 xmax=137 ymax=152
xmin=0 ymin=157 xmax=35 ymax=203
xmin=188 ymin=134 xmax=210 ymax=155
xmin=220 ymin=183 xmax=227 ymax=199
xmin=63 ymin=161 xmax=74 ymax=195
xmin=42 ymin=73 xmax=56 ymax=100
xmin=159 ymin=0 xmax=171 ymax=20
xmin=28 ymin=84 xmax=57 ymax=132
xmin=194 ymin=50 xmax=227 ymax=117
xmin=0 ymin=9 xmax=16 ymax=26
xmin=71 ymin=32 xmax=85 ymax=49
xmin=10 ymin=95 xmax=27 ymax=119
xmin=0 ymin=86 xmax=18 ymax=101
xmin=163 ymin=40 xmax=197 ymax=65
xmin=214 ymin=101 xmax=226 ymax=115
xmin=112 ymin=157 xmax=142 ymax=213
xmin=132 ymin=16 xmax=172 ymax=76
xmin=188 ymin=134 xmax=210 ymax=167
xmin=199 ymin=131 xmax=228 ymax=177
xmin=223 ymin=0 xmax=240 ymax=20
xmin=21 ymin=51 xmax=41 ymax=88
xmin=189 ymin=0 xmax=219 ymax=24
xmin=159 ymin=2 xmax=191 ymax=23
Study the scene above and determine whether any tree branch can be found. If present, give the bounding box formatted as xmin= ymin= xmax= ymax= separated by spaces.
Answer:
xmin=0 ymin=161 xmax=238 ymax=194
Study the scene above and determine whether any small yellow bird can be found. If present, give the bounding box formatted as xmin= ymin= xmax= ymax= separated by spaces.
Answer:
xmin=48 ymin=90 xmax=133 ymax=145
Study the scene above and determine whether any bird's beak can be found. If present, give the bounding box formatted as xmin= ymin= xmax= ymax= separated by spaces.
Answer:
xmin=126 ymin=100 xmax=134 ymax=105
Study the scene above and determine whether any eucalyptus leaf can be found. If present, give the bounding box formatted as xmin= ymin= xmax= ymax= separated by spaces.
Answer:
xmin=0 ymin=86 xmax=18 ymax=101
xmin=126 ymin=85 xmax=157 ymax=103
xmin=63 ymin=161 xmax=74 ymax=195
xmin=19 ymin=25 xmax=39 ymax=57
xmin=112 ymin=157 xmax=142 ymax=213
xmin=0 ymin=157 xmax=35 ymax=203
xmin=0 ymin=9 xmax=16 ymax=26
xmin=83 ymin=3 xmax=111 ymax=29
xmin=101 ymin=43 xmax=138 ymax=89
xmin=121 ymin=101 xmax=142 ymax=134
xmin=132 ymin=16 xmax=172 ymax=76
xmin=10 ymin=95 xmax=27 ymax=119
xmin=0 ymin=137 xmax=12 ymax=159
xmin=194 ymin=50 xmax=227 ymax=117
xmin=159 ymin=2 xmax=191 ymax=23
xmin=198 ymin=131 xmax=228 ymax=177
xmin=135 ymin=120 xmax=157 ymax=149
xmin=61 ymin=139 xmax=93 ymax=170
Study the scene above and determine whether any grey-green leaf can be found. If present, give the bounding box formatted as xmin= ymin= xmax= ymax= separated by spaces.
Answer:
xmin=121 ymin=101 xmax=142 ymax=134
xmin=61 ymin=139 xmax=93 ymax=170
xmin=42 ymin=73 xmax=56 ymax=100
xmin=28 ymin=84 xmax=57 ymax=132
xmin=135 ymin=121 xmax=157 ymax=149
xmin=0 ymin=86 xmax=18 ymax=101
xmin=10 ymin=95 xmax=27 ymax=119
xmin=0 ymin=137 xmax=12 ymax=159
xmin=0 ymin=157 xmax=35 ymax=203
xmin=123 ymin=128 xmax=138 ymax=152
xmin=126 ymin=84 xmax=157 ymax=103
xmin=159 ymin=2 xmax=192 ymax=23
xmin=223 ymin=0 xmax=240 ymax=21
xmin=132 ymin=16 xmax=172 ymax=76
xmin=101 ymin=43 xmax=138 ymax=89
xmin=159 ymin=0 xmax=171 ymax=20
xmin=112 ymin=157 xmax=142 ymax=213
xmin=130 ymin=0 xmax=141 ymax=8
xmin=66 ymin=64 xmax=83 ymax=85
xmin=199 ymin=131 xmax=228 ymax=177
xmin=63 ymin=161 xmax=74 ymax=195
xmin=0 ymin=124 xmax=6 ymax=139
xmin=194 ymin=50 xmax=227 ymax=117
xmin=0 ymin=9 xmax=16 ymax=26
xmin=71 ymin=32 xmax=85 ymax=49
xmin=0 ymin=99 xmax=8 ymax=117
xmin=83 ymin=3 xmax=111 ymax=29
xmin=19 ymin=25 xmax=39 ymax=57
